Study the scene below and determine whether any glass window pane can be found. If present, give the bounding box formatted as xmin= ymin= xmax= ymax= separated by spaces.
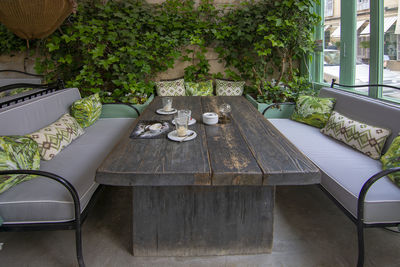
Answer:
xmin=357 ymin=0 xmax=370 ymax=11
xmin=383 ymin=0 xmax=400 ymax=101
xmin=323 ymin=0 xmax=340 ymax=85
xmin=325 ymin=0 xmax=333 ymax=17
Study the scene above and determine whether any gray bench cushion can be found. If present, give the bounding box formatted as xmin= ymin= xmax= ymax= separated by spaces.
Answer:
xmin=270 ymin=118 xmax=400 ymax=224
xmin=0 ymin=118 xmax=134 ymax=223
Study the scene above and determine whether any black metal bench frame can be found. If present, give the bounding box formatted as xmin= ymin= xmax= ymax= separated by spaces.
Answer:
xmin=0 ymin=71 xmax=141 ymax=266
xmin=328 ymin=79 xmax=400 ymax=267
xmin=261 ymin=80 xmax=400 ymax=267
xmin=0 ymin=170 xmax=102 ymax=267
xmin=0 ymin=80 xmax=65 ymax=109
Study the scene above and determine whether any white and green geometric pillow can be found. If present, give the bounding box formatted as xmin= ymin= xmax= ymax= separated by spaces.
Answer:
xmin=215 ymin=79 xmax=245 ymax=96
xmin=70 ymin=93 xmax=102 ymax=128
xmin=185 ymin=80 xmax=214 ymax=96
xmin=380 ymin=135 xmax=400 ymax=187
xmin=321 ymin=111 xmax=392 ymax=159
xmin=291 ymin=95 xmax=336 ymax=128
xmin=155 ymin=78 xmax=185 ymax=96
xmin=28 ymin=113 xmax=85 ymax=161
xmin=0 ymin=136 xmax=41 ymax=194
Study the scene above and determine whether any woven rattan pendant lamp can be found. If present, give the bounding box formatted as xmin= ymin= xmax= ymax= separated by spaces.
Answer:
xmin=0 ymin=0 xmax=77 ymax=40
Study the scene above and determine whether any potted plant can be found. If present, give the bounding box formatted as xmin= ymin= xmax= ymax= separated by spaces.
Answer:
xmin=246 ymin=74 xmax=316 ymax=118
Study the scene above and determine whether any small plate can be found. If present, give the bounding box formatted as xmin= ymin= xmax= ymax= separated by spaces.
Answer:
xmin=156 ymin=108 xmax=177 ymax=115
xmin=167 ymin=130 xmax=197 ymax=142
xmin=148 ymin=123 xmax=163 ymax=132
xmin=172 ymin=118 xmax=196 ymax=126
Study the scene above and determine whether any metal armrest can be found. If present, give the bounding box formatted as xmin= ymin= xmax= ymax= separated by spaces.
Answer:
xmin=0 ymin=170 xmax=81 ymax=223
xmin=0 ymin=169 xmax=86 ymax=266
xmin=331 ymin=78 xmax=400 ymax=91
xmin=261 ymin=102 xmax=295 ymax=115
xmin=0 ymin=69 xmax=44 ymax=78
xmin=0 ymin=79 xmax=64 ymax=92
xmin=0 ymin=79 xmax=65 ymax=109
xmin=102 ymin=102 xmax=140 ymax=117
xmin=357 ymin=167 xmax=400 ymax=223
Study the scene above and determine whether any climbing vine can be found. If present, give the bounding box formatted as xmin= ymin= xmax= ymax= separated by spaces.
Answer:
xmin=215 ymin=0 xmax=319 ymax=102
xmin=0 ymin=0 xmax=319 ymax=104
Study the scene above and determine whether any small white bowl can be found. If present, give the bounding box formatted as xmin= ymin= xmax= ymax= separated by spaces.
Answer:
xmin=149 ymin=123 xmax=162 ymax=132
xmin=202 ymin=112 xmax=218 ymax=125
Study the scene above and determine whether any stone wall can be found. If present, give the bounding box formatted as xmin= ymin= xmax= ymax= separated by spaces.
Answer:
xmin=0 ymin=46 xmax=228 ymax=81
xmin=0 ymin=52 xmax=38 ymax=78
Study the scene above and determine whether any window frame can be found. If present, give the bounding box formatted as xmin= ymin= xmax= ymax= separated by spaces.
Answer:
xmin=312 ymin=0 xmax=400 ymax=104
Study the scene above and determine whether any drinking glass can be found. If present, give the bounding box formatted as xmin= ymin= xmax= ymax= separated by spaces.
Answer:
xmin=219 ymin=103 xmax=231 ymax=117
xmin=175 ymin=116 xmax=188 ymax=137
xmin=177 ymin=109 xmax=191 ymax=122
xmin=162 ymin=97 xmax=173 ymax=111
xmin=219 ymin=103 xmax=231 ymax=123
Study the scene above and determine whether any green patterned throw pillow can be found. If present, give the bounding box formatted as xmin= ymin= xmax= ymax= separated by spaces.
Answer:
xmin=381 ymin=135 xmax=400 ymax=187
xmin=155 ymin=78 xmax=185 ymax=96
xmin=0 ymin=136 xmax=41 ymax=194
xmin=215 ymin=79 xmax=245 ymax=96
xmin=321 ymin=111 xmax=392 ymax=159
xmin=70 ymin=94 xmax=102 ymax=128
xmin=185 ymin=80 xmax=214 ymax=96
xmin=291 ymin=95 xmax=336 ymax=128
xmin=28 ymin=114 xmax=85 ymax=161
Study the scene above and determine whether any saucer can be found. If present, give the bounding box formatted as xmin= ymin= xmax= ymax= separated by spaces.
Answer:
xmin=167 ymin=130 xmax=197 ymax=142
xmin=172 ymin=118 xmax=196 ymax=126
xmin=156 ymin=108 xmax=177 ymax=115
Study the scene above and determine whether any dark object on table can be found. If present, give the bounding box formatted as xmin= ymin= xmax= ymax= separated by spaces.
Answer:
xmin=218 ymin=115 xmax=231 ymax=124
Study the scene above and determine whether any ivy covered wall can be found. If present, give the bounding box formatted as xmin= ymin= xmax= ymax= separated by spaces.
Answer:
xmin=0 ymin=0 xmax=319 ymax=104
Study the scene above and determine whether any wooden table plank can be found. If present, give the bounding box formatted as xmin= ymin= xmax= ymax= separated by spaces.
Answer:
xmin=221 ymin=96 xmax=320 ymax=185
xmin=96 ymin=97 xmax=211 ymax=186
xmin=201 ymin=97 xmax=262 ymax=185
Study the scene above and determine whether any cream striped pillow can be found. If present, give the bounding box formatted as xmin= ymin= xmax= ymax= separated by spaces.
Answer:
xmin=28 ymin=114 xmax=84 ymax=160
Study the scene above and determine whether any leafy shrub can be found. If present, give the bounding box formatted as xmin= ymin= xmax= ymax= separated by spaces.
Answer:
xmin=0 ymin=24 xmax=28 ymax=55
xmin=214 ymin=0 xmax=319 ymax=102
xmin=0 ymin=0 xmax=319 ymax=104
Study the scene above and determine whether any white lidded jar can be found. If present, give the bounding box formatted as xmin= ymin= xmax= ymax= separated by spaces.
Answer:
xmin=202 ymin=112 xmax=219 ymax=125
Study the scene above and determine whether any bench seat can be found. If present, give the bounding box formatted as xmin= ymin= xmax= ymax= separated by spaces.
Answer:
xmin=0 ymin=117 xmax=133 ymax=223
xmin=270 ymin=118 xmax=400 ymax=224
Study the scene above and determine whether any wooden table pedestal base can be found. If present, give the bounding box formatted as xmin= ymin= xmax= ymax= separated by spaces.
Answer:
xmin=132 ymin=186 xmax=274 ymax=256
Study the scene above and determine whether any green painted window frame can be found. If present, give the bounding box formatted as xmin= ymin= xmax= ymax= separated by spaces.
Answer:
xmin=311 ymin=0 xmax=400 ymax=104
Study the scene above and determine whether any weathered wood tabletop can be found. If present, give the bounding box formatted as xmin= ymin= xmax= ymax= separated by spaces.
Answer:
xmin=96 ymin=96 xmax=320 ymax=186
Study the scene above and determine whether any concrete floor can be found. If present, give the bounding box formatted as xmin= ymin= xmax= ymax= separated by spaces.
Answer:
xmin=0 ymin=185 xmax=399 ymax=267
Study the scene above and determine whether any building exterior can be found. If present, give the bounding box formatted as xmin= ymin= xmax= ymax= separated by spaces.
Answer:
xmin=324 ymin=0 xmax=399 ymax=65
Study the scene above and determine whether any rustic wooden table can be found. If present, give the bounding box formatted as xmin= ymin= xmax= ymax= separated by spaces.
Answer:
xmin=96 ymin=96 xmax=320 ymax=256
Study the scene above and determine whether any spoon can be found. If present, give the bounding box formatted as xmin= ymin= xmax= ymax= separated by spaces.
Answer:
xmin=179 ymin=132 xmax=195 ymax=142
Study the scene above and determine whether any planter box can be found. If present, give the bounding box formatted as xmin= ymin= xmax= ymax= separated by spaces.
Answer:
xmin=245 ymin=94 xmax=295 ymax=119
xmin=101 ymin=94 xmax=154 ymax=119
